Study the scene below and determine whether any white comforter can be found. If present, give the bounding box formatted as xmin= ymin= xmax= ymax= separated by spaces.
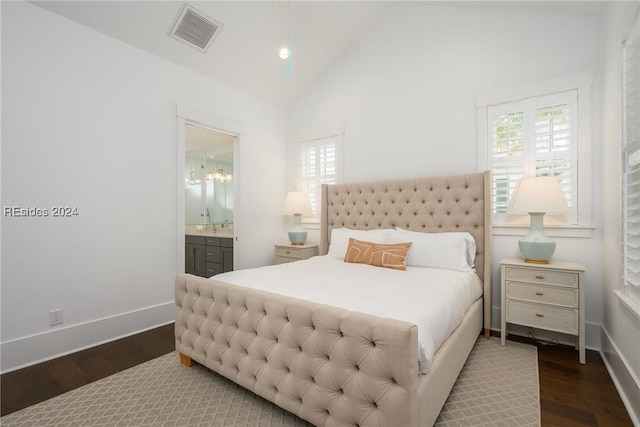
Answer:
xmin=213 ymin=255 xmax=483 ymax=373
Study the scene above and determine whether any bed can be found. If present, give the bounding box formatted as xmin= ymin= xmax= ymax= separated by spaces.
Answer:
xmin=175 ymin=171 xmax=492 ymax=426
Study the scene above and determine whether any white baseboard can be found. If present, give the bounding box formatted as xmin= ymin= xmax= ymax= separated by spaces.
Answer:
xmin=600 ymin=327 xmax=640 ymax=426
xmin=0 ymin=301 xmax=175 ymax=374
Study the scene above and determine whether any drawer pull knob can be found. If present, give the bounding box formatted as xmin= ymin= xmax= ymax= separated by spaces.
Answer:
xmin=535 ymin=275 xmax=544 ymax=279
xmin=535 ymin=292 xmax=544 ymax=296
xmin=285 ymin=251 xmax=291 ymax=254
xmin=535 ymin=313 xmax=544 ymax=318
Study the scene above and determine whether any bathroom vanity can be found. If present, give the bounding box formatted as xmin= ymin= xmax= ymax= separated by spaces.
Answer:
xmin=185 ymin=232 xmax=234 ymax=278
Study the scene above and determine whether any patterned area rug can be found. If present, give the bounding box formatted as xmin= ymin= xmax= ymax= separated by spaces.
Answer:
xmin=434 ymin=337 xmax=540 ymax=426
xmin=1 ymin=337 xmax=539 ymax=426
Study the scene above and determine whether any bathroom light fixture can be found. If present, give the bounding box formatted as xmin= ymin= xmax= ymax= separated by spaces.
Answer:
xmin=282 ymin=191 xmax=312 ymax=245
xmin=206 ymin=168 xmax=233 ymax=182
xmin=507 ymin=176 xmax=570 ymax=264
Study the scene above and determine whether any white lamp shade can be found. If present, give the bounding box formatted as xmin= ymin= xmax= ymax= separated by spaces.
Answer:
xmin=282 ymin=191 xmax=313 ymax=216
xmin=507 ymin=176 xmax=570 ymax=214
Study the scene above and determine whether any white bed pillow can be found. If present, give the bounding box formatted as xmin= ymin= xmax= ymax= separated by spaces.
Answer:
xmin=327 ymin=228 xmax=392 ymax=259
xmin=388 ymin=228 xmax=476 ymax=272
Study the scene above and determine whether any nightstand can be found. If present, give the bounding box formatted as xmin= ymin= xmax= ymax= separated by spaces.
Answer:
xmin=500 ymin=257 xmax=586 ymax=364
xmin=274 ymin=244 xmax=318 ymax=265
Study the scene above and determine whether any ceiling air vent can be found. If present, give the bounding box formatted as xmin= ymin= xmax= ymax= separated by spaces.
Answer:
xmin=169 ymin=3 xmax=222 ymax=52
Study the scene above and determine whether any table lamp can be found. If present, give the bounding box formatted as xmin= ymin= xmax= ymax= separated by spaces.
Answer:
xmin=282 ymin=191 xmax=313 ymax=245
xmin=507 ymin=176 xmax=570 ymax=264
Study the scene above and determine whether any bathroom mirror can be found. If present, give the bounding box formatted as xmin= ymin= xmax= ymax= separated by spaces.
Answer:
xmin=185 ymin=125 xmax=234 ymax=228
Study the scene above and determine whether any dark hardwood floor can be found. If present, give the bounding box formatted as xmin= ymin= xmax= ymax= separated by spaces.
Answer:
xmin=504 ymin=332 xmax=633 ymax=427
xmin=1 ymin=324 xmax=175 ymax=417
xmin=1 ymin=324 xmax=634 ymax=426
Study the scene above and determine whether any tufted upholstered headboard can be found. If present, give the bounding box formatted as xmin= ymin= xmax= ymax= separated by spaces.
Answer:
xmin=320 ymin=171 xmax=492 ymax=334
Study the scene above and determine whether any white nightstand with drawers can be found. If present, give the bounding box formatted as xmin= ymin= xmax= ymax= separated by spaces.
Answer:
xmin=274 ymin=244 xmax=318 ymax=265
xmin=500 ymin=257 xmax=586 ymax=364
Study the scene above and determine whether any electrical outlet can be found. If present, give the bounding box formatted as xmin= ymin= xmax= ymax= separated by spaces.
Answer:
xmin=49 ymin=309 xmax=63 ymax=326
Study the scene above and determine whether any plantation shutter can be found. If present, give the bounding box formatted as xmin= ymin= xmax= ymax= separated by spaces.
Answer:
xmin=488 ymin=91 xmax=577 ymax=221
xmin=299 ymin=136 xmax=338 ymax=217
xmin=533 ymin=97 xmax=576 ymax=210
xmin=623 ymin=14 xmax=640 ymax=291
xmin=489 ymin=106 xmax=525 ymax=214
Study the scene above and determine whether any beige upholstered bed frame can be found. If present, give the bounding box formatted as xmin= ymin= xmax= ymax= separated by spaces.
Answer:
xmin=175 ymin=171 xmax=492 ymax=426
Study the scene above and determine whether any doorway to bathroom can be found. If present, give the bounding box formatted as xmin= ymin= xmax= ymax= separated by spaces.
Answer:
xmin=183 ymin=125 xmax=236 ymax=277
xmin=176 ymin=109 xmax=240 ymax=276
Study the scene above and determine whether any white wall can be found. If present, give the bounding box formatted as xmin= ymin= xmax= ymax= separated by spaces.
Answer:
xmin=601 ymin=2 xmax=640 ymax=424
xmin=1 ymin=2 xmax=287 ymax=372
xmin=288 ymin=3 xmax=604 ymax=343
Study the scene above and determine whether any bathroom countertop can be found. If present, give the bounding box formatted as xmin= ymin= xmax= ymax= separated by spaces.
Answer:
xmin=186 ymin=229 xmax=233 ymax=239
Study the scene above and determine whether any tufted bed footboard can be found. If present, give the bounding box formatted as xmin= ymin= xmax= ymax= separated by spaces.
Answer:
xmin=175 ymin=273 xmax=421 ymax=427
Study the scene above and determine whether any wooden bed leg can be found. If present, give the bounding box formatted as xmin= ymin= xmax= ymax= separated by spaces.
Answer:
xmin=179 ymin=353 xmax=195 ymax=367
xmin=484 ymin=328 xmax=490 ymax=339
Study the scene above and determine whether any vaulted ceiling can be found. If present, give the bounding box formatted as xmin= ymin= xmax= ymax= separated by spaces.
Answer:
xmin=32 ymin=1 xmax=606 ymax=109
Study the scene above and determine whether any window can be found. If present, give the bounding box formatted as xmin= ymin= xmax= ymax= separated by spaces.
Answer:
xmin=298 ymin=134 xmax=340 ymax=218
xmin=486 ymin=90 xmax=578 ymax=224
xmin=622 ymin=13 xmax=640 ymax=304
xmin=477 ymin=72 xmax=592 ymax=233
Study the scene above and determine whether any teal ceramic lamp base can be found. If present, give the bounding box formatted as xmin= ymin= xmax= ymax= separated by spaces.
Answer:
xmin=519 ymin=212 xmax=556 ymax=264
xmin=288 ymin=213 xmax=307 ymax=246
xmin=288 ymin=231 xmax=307 ymax=246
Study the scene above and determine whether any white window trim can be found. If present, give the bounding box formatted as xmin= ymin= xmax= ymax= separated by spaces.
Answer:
xmin=477 ymin=70 xmax=593 ymax=238
xmin=613 ymin=290 xmax=640 ymax=321
xmin=295 ymin=128 xmax=344 ymax=227
xmin=621 ymin=10 xmax=640 ymax=307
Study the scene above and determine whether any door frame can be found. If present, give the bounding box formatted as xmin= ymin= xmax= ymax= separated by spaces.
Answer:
xmin=176 ymin=105 xmax=243 ymax=276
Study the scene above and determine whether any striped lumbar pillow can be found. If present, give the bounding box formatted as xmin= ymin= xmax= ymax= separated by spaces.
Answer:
xmin=344 ymin=238 xmax=412 ymax=270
